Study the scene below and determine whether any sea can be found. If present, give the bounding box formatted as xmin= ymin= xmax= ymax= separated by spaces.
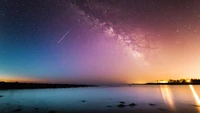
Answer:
xmin=0 ymin=85 xmax=200 ymax=113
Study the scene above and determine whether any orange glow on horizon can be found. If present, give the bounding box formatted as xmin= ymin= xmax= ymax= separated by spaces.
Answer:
xmin=0 ymin=75 xmax=47 ymax=83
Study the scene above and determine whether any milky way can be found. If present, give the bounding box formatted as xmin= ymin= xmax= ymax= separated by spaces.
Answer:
xmin=71 ymin=0 xmax=159 ymax=65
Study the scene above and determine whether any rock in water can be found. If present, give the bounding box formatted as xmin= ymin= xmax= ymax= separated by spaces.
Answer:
xmin=12 ymin=109 xmax=21 ymax=112
xmin=82 ymin=100 xmax=86 ymax=102
xmin=149 ymin=103 xmax=156 ymax=106
xmin=158 ymin=108 xmax=167 ymax=111
xmin=49 ymin=111 xmax=56 ymax=113
xmin=34 ymin=108 xmax=39 ymax=111
xmin=117 ymin=104 xmax=126 ymax=108
xmin=129 ymin=103 xmax=137 ymax=107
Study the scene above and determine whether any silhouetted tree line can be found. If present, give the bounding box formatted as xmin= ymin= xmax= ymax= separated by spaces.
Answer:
xmin=146 ymin=78 xmax=200 ymax=85
xmin=191 ymin=79 xmax=200 ymax=84
xmin=0 ymin=82 xmax=98 ymax=89
xmin=168 ymin=79 xmax=200 ymax=84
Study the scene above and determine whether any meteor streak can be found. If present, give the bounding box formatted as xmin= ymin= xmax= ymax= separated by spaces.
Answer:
xmin=58 ymin=22 xmax=78 ymax=43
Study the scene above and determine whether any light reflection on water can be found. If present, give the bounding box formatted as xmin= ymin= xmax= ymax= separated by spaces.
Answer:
xmin=0 ymin=85 xmax=200 ymax=113
xmin=160 ymin=85 xmax=175 ymax=111
xmin=189 ymin=85 xmax=200 ymax=113
xmin=189 ymin=85 xmax=200 ymax=105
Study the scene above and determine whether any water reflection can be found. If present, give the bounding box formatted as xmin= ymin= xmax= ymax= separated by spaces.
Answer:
xmin=189 ymin=85 xmax=200 ymax=113
xmin=189 ymin=85 xmax=200 ymax=105
xmin=160 ymin=85 xmax=175 ymax=111
xmin=1 ymin=86 xmax=200 ymax=113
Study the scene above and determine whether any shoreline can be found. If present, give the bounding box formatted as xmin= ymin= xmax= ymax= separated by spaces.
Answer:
xmin=1 ymin=82 xmax=200 ymax=90
xmin=0 ymin=82 xmax=98 ymax=90
xmin=129 ymin=83 xmax=200 ymax=85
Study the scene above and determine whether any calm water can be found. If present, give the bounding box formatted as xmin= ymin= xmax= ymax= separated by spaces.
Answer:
xmin=0 ymin=85 xmax=200 ymax=113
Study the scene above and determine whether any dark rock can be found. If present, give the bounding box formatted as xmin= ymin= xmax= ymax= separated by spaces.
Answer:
xmin=158 ymin=108 xmax=166 ymax=111
xmin=0 ymin=95 xmax=3 ymax=98
xmin=117 ymin=104 xmax=126 ymax=108
xmin=119 ymin=101 xmax=125 ymax=104
xmin=34 ymin=108 xmax=38 ymax=110
xmin=49 ymin=111 xmax=56 ymax=113
xmin=11 ymin=109 xmax=21 ymax=112
xmin=129 ymin=103 xmax=136 ymax=107
xmin=149 ymin=103 xmax=156 ymax=106
xmin=107 ymin=105 xmax=112 ymax=107
xmin=82 ymin=100 xmax=86 ymax=102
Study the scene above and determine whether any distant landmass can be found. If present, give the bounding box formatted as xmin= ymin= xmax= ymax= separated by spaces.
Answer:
xmin=0 ymin=82 xmax=98 ymax=89
xmin=129 ymin=78 xmax=200 ymax=86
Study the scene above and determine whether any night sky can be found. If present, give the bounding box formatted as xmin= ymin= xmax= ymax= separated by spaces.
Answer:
xmin=1 ymin=0 xmax=200 ymax=84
